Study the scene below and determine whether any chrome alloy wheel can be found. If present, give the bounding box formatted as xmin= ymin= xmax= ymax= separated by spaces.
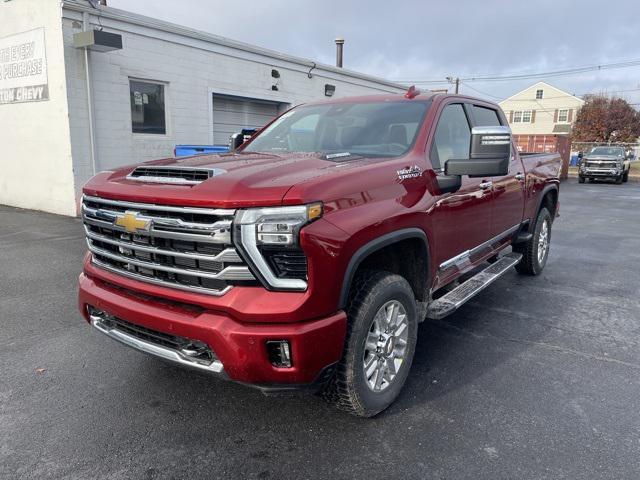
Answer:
xmin=362 ymin=300 xmax=409 ymax=392
xmin=537 ymin=219 xmax=550 ymax=264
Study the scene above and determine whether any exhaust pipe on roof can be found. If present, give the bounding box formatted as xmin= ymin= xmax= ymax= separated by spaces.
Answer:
xmin=335 ymin=38 xmax=344 ymax=68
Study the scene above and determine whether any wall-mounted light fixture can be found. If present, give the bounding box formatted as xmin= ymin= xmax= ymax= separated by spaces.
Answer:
xmin=73 ymin=29 xmax=122 ymax=52
xmin=324 ymin=84 xmax=336 ymax=97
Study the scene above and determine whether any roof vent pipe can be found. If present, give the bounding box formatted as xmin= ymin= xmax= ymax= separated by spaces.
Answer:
xmin=335 ymin=38 xmax=344 ymax=68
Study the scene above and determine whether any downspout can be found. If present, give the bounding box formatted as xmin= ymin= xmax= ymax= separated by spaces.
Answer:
xmin=82 ymin=12 xmax=98 ymax=175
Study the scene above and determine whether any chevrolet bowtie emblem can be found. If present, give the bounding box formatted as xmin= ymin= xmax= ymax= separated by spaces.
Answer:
xmin=114 ymin=211 xmax=152 ymax=233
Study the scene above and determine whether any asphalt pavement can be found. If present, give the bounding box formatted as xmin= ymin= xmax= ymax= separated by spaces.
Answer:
xmin=2 ymin=180 xmax=640 ymax=480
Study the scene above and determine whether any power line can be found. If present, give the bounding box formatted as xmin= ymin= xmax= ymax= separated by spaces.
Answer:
xmin=455 ymin=82 xmax=640 ymax=105
xmin=393 ymin=57 xmax=640 ymax=84
xmin=458 ymin=81 xmax=502 ymax=100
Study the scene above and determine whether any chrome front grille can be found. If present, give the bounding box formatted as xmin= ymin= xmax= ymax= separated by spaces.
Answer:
xmin=586 ymin=161 xmax=617 ymax=169
xmin=82 ymin=195 xmax=255 ymax=295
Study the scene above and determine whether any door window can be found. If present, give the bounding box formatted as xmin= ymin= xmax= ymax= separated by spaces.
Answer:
xmin=472 ymin=105 xmax=501 ymax=126
xmin=430 ymin=104 xmax=471 ymax=170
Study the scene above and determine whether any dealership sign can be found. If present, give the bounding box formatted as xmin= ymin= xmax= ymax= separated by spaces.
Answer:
xmin=0 ymin=28 xmax=49 ymax=105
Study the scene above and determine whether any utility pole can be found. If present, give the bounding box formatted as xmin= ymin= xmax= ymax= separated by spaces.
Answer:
xmin=446 ymin=76 xmax=460 ymax=94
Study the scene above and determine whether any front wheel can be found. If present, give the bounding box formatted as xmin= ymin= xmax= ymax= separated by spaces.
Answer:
xmin=623 ymin=171 xmax=629 ymax=183
xmin=578 ymin=175 xmax=585 ymax=184
xmin=514 ymin=208 xmax=552 ymax=275
xmin=615 ymin=175 xmax=623 ymax=184
xmin=323 ymin=271 xmax=418 ymax=417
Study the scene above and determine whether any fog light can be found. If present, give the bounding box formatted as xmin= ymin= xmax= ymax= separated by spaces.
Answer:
xmin=266 ymin=340 xmax=292 ymax=368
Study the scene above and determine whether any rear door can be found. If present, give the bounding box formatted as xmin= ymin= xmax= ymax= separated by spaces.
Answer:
xmin=470 ymin=104 xmax=526 ymax=238
xmin=428 ymin=102 xmax=494 ymax=274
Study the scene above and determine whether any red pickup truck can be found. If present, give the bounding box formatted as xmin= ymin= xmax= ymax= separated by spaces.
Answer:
xmin=78 ymin=90 xmax=561 ymax=417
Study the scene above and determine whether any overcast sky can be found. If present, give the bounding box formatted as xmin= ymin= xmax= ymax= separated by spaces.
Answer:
xmin=108 ymin=0 xmax=640 ymax=105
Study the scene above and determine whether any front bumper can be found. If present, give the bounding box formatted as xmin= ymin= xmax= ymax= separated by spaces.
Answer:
xmin=78 ymin=272 xmax=347 ymax=388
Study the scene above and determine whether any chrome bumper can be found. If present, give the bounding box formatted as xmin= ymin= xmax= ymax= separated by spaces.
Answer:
xmin=89 ymin=312 xmax=225 ymax=374
xmin=582 ymin=169 xmax=619 ymax=176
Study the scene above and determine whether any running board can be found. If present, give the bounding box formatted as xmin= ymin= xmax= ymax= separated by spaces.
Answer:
xmin=426 ymin=252 xmax=522 ymax=320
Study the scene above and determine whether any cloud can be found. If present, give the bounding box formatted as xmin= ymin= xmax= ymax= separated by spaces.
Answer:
xmin=107 ymin=0 xmax=640 ymax=104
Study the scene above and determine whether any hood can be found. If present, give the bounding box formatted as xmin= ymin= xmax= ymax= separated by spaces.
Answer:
xmin=83 ymin=152 xmax=353 ymax=208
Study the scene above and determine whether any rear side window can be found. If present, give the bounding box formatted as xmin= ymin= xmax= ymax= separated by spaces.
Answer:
xmin=472 ymin=105 xmax=501 ymax=126
xmin=430 ymin=104 xmax=471 ymax=170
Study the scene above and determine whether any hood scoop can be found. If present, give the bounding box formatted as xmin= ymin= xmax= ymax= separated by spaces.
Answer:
xmin=126 ymin=166 xmax=226 ymax=185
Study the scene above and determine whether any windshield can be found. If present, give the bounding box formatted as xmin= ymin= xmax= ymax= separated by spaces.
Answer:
xmin=243 ymin=100 xmax=430 ymax=158
xmin=589 ymin=147 xmax=624 ymax=156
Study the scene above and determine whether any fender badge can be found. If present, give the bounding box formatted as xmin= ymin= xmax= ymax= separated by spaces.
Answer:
xmin=397 ymin=165 xmax=422 ymax=180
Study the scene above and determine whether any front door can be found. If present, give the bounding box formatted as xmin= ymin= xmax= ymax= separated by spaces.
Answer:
xmin=468 ymin=104 xmax=526 ymax=238
xmin=427 ymin=103 xmax=494 ymax=281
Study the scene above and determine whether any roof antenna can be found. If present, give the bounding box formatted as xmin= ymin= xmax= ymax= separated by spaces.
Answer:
xmin=404 ymin=85 xmax=421 ymax=99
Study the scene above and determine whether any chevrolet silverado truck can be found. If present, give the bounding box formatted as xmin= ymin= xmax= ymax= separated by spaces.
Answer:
xmin=579 ymin=146 xmax=630 ymax=184
xmin=78 ymin=89 xmax=561 ymax=417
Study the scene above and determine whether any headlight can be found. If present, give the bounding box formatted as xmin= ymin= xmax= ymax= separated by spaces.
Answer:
xmin=234 ymin=203 xmax=322 ymax=290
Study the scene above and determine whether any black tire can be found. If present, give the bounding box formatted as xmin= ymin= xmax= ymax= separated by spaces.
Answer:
xmin=322 ymin=271 xmax=418 ymax=417
xmin=514 ymin=208 xmax=552 ymax=276
xmin=623 ymin=171 xmax=629 ymax=183
xmin=578 ymin=176 xmax=585 ymax=184
xmin=588 ymin=178 xmax=594 ymax=183
xmin=615 ymin=175 xmax=623 ymax=185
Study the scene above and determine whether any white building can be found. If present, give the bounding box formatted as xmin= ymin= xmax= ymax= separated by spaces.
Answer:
xmin=0 ymin=0 xmax=405 ymax=216
xmin=499 ymin=81 xmax=585 ymax=136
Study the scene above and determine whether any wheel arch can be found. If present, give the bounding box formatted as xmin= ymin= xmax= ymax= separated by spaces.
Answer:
xmin=338 ymin=228 xmax=430 ymax=310
xmin=530 ymin=183 xmax=559 ymax=230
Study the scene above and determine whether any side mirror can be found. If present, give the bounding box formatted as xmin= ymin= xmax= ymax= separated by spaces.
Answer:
xmin=229 ymin=133 xmax=244 ymax=151
xmin=445 ymin=126 xmax=511 ymax=178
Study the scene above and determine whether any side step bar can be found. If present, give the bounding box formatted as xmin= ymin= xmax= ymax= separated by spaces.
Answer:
xmin=426 ymin=252 xmax=522 ymax=320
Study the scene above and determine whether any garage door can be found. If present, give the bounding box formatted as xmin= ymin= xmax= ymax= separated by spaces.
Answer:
xmin=211 ymin=94 xmax=283 ymax=145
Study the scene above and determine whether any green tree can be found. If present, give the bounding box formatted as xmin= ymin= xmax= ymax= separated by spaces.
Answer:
xmin=572 ymin=95 xmax=640 ymax=143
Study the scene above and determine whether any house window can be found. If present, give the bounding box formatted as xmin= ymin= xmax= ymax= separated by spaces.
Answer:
xmin=557 ymin=109 xmax=569 ymax=122
xmin=536 ymin=89 xmax=543 ymax=99
xmin=512 ymin=110 xmax=532 ymax=123
xmin=130 ymin=80 xmax=166 ymax=134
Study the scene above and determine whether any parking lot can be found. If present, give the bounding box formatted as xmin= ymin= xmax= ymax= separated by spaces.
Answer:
xmin=1 ymin=180 xmax=640 ymax=480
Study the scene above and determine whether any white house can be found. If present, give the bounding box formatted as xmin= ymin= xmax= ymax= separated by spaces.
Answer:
xmin=0 ymin=0 xmax=405 ymax=216
xmin=499 ymin=81 xmax=584 ymax=136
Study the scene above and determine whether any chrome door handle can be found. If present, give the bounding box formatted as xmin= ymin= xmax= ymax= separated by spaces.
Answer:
xmin=515 ymin=172 xmax=525 ymax=181
xmin=479 ymin=181 xmax=493 ymax=190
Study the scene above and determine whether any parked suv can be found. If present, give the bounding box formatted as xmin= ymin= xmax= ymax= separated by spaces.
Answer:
xmin=579 ymin=146 xmax=630 ymax=184
xmin=78 ymin=90 xmax=561 ymax=416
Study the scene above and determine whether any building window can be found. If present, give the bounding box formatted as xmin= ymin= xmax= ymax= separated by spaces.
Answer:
xmin=513 ymin=110 xmax=532 ymax=123
xmin=557 ymin=109 xmax=569 ymax=122
xmin=130 ymin=80 xmax=166 ymax=134
xmin=535 ymin=89 xmax=543 ymax=99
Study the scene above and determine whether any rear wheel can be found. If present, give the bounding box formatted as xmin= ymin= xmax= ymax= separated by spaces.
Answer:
xmin=514 ymin=208 xmax=552 ymax=276
xmin=323 ymin=271 xmax=418 ymax=417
